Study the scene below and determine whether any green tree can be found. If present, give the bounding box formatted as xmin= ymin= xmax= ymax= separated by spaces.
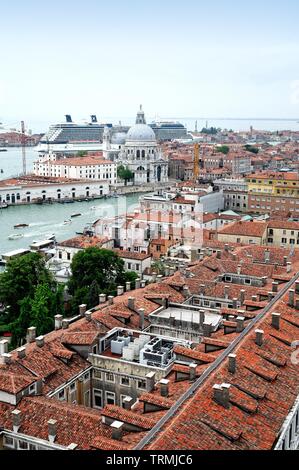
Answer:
xmin=244 ymin=144 xmax=259 ymax=154
xmin=77 ymin=151 xmax=87 ymax=157
xmin=68 ymin=247 xmax=135 ymax=313
xmin=117 ymin=165 xmax=133 ymax=185
xmin=215 ymin=145 xmax=230 ymax=155
xmin=9 ymin=284 xmax=64 ymax=348
xmin=0 ymin=252 xmax=55 ymax=324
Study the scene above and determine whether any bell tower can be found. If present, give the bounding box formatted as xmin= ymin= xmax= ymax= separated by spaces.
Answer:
xmin=135 ymin=105 xmax=146 ymax=125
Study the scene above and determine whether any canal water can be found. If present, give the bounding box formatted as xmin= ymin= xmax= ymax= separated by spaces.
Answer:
xmin=0 ymin=194 xmax=141 ymax=255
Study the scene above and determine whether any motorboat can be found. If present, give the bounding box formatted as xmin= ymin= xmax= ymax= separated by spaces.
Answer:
xmin=8 ymin=233 xmax=24 ymax=240
xmin=71 ymin=213 xmax=82 ymax=218
xmin=14 ymin=223 xmax=29 ymax=229
xmin=63 ymin=219 xmax=72 ymax=225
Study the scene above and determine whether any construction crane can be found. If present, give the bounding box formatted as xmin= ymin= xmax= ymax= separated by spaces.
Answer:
xmin=21 ymin=120 xmax=26 ymax=175
xmin=193 ymin=142 xmax=200 ymax=181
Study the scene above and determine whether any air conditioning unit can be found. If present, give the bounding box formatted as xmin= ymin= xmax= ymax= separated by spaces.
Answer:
xmin=111 ymin=339 xmax=126 ymax=355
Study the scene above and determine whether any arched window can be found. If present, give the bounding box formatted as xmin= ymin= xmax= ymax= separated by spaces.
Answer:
xmin=142 ymin=150 xmax=145 ymax=159
xmin=136 ymin=150 xmax=140 ymax=159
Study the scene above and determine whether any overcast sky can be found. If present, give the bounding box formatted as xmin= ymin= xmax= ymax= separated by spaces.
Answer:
xmin=1 ymin=0 xmax=299 ymax=130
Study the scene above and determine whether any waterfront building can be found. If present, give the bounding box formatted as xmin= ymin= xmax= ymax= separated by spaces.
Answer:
xmin=34 ymin=154 xmax=117 ymax=185
xmin=0 ymin=175 xmax=110 ymax=206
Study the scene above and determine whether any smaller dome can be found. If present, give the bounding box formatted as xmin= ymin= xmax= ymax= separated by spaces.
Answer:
xmin=126 ymin=124 xmax=156 ymax=143
xmin=111 ymin=132 xmax=126 ymax=145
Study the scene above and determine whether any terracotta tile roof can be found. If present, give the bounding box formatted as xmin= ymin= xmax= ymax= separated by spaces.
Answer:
xmin=102 ymin=405 xmax=156 ymax=430
xmin=113 ymin=249 xmax=151 ymax=260
xmin=174 ymin=345 xmax=216 ymax=364
xmin=0 ymin=369 xmax=35 ymax=394
xmin=61 ymin=331 xmax=99 ymax=346
xmin=218 ymin=220 xmax=267 ymax=238
xmin=139 ymin=393 xmax=174 ymax=410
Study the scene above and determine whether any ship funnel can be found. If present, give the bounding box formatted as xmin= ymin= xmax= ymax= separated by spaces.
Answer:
xmin=65 ymin=115 xmax=72 ymax=123
xmin=91 ymin=115 xmax=98 ymax=123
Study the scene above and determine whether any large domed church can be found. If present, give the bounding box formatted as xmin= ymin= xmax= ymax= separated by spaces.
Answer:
xmin=112 ymin=106 xmax=168 ymax=185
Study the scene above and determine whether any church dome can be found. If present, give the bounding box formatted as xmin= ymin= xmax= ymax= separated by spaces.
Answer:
xmin=126 ymin=124 xmax=156 ymax=143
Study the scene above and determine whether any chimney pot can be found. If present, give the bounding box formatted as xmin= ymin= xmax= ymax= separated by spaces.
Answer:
xmin=111 ymin=420 xmax=123 ymax=441
xmin=213 ymin=383 xmax=231 ymax=409
xmin=99 ymin=293 xmax=106 ymax=303
xmin=203 ymin=322 xmax=212 ymax=337
xmin=145 ymin=371 xmax=155 ymax=392
xmin=128 ymin=297 xmax=135 ymax=311
xmin=255 ymin=329 xmax=264 ymax=346
xmin=236 ymin=316 xmax=245 ymax=332
xmin=48 ymin=419 xmax=57 ymax=443
xmin=108 ymin=295 xmax=114 ymax=305
xmin=138 ymin=308 xmax=145 ymax=330
xmin=189 ymin=362 xmax=197 ymax=381
xmin=289 ymin=289 xmax=295 ymax=307
xmin=54 ymin=314 xmax=63 ymax=330
xmin=160 ymin=379 xmax=169 ymax=397
xmin=272 ymin=282 xmax=278 ymax=293
xmin=11 ymin=409 xmax=22 ymax=433
xmin=85 ymin=311 xmax=92 ymax=322
xmin=35 ymin=335 xmax=44 ymax=348
xmin=125 ymin=281 xmax=131 ymax=292
xmin=271 ymin=312 xmax=281 ymax=330
xmin=0 ymin=339 xmax=9 ymax=356
xmin=135 ymin=278 xmax=141 ymax=289
xmin=79 ymin=304 xmax=87 ymax=315
xmin=2 ymin=353 xmax=12 ymax=365
xmin=123 ymin=396 xmax=134 ymax=410
xmin=62 ymin=319 xmax=69 ymax=329
xmin=228 ymin=354 xmax=236 ymax=374
xmin=27 ymin=326 xmax=36 ymax=343
xmin=117 ymin=286 xmax=124 ymax=296
xmin=17 ymin=346 xmax=26 ymax=359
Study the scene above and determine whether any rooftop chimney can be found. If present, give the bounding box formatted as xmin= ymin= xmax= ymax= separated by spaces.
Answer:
xmin=224 ymin=244 xmax=229 ymax=252
xmin=224 ymin=285 xmax=230 ymax=299
xmin=295 ymin=281 xmax=299 ymax=295
xmin=289 ymin=289 xmax=295 ymax=307
xmin=199 ymin=284 xmax=205 ymax=295
xmin=239 ymin=289 xmax=245 ymax=305
xmin=135 ymin=278 xmax=141 ymax=289
xmin=159 ymin=379 xmax=169 ymax=397
xmin=251 ymin=295 xmax=257 ymax=302
xmin=237 ymin=265 xmax=242 ymax=275
xmin=287 ymin=262 xmax=292 ymax=274
xmin=283 ymin=256 xmax=287 ymax=266
xmin=128 ymin=297 xmax=135 ymax=311
xmin=264 ymin=249 xmax=270 ymax=263
xmin=17 ymin=346 xmax=26 ymax=359
xmin=189 ymin=363 xmax=197 ymax=381
xmin=62 ymin=319 xmax=69 ymax=329
xmin=125 ymin=281 xmax=131 ymax=292
xmin=11 ymin=409 xmax=22 ymax=433
xmin=183 ymin=285 xmax=191 ymax=298
xmin=111 ymin=420 xmax=124 ymax=441
xmin=108 ymin=295 xmax=114 ymax=305
xmin=117 ymin=286 xmax=124 ymax=296
xmin=2 ymin=353 xmax=12 ymax=365
xmin=138 ymin=308 xmax=145 ymax=330
xmin=79 ymin=304 xmax=87 ymax=315
xmin=156 ymin=275 xmax=163 ymax=284
xmin=228 ymin=354 xmax=236 ymax=374
xmin=123 ymin=396 xmax=134 ymax=410
xmin=272 ymin=282 xmax=278 ymax=293
xmin=99 ymin=293 xmax=106 ymax=304
xmin=85 ymin=311 xmax=92 ymax=322
xmin=216 ymin=250 xmax=221 ymax=259
xmin=54 ymin=315 xmax=63 ymax=330
xmin=213 ymin=383 xmax=231 ymax=409
xmin=271 ymin=312 xmax=281 ymax=330
xmin=140 ymin=280 xmax=146 ymax=288
xmin=146 ymin=371 xmax=156 ymax=392
xmin=255 ymin=329 xmax=264 ymax=346
xmin=236 ymin=316 xmax=245 ymax=332
xmin=35 ymin=335 xmax=44 ymax=348
xmin=48 ymin=419 xmax=57 ymax=444
xmin=0 ymin=339 xmax=9 ymax=356
xmin=233 ymin=298 xmax=238 ymax=309
xmin=27 ymin=326 xmax=36 ymax=343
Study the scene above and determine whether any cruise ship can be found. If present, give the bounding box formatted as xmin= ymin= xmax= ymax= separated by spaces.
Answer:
xmin=37 ymin=115 xmax=116 ymax=154
xmin=149 ymin=119 xmax=187 ymax=141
